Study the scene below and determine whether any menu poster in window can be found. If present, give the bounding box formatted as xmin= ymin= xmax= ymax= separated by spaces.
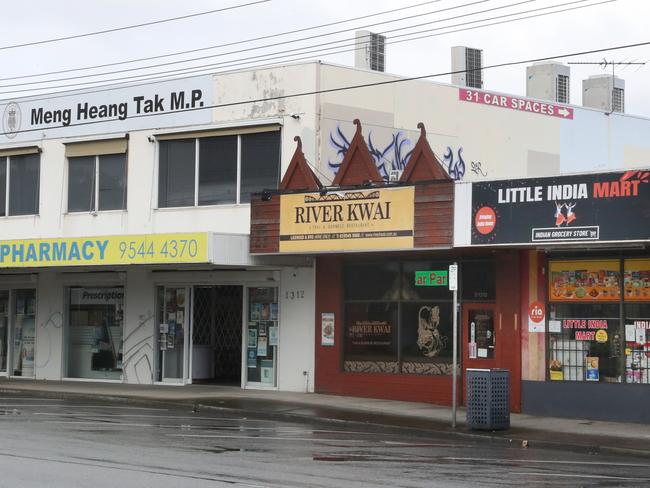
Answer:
xmin=259 ymin=322 xmax=267 ymax=337
xmin=321 ymin=312 xmax=335 ymax=346
xmin=549 ymin=260 xmax=620 ymax=302
xmin=270 ymin=303 xmax=278 ymax=321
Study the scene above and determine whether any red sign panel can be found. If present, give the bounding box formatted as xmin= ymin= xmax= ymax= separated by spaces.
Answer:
xmin=459 ymin=88 xmax=574 ymax=120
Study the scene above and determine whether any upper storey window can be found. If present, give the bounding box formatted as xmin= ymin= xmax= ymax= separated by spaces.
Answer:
xmin=0 ymin=146 xmax=40 ymax=217
xmin=157 ymin=127 xmax=280 ymax=208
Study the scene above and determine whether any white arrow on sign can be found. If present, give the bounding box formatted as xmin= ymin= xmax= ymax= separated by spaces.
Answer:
xmin=558 ymin=107 xmax=570 ymax=117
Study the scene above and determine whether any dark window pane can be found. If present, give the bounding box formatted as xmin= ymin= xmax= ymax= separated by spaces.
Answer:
xmin=198 ymin=136 xmax=237 ymax=205
xmin=461 ymin=261 xmax=496 ymax=301
xmin=344 ymin=302 xmax=398 ymax=360
xmin=68 ymin=156 xmax=95 ymax=212
xmin=344 ymin=262 xmax=400 ymax=300
xmin=0 ymin=158 xmax=6 ymax=217
xmin=400 ymin=301 xmax=453 ymax=361
xmin=98 ymin=154 xmax=127 ymax=210
xmin=9 ymin=154 xmax=40 ymax=216
xmin=240 ymin=131 xmax=280 ymax=203
xmin=158 ymin=140 xmax=195 ymax=208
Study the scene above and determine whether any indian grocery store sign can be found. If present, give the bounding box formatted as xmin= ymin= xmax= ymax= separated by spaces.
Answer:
xmin=1 ymin=75 xmax=212 ymax=142
xmin=0 ymin=233 xmax=208 ymax=267
xmin=471 ymin=170 xmax=650 ymax=245
xmin=415 ymin=270 xmax=448 ymax=287
xmin=279 ymin=187 xmax=415 ymax=252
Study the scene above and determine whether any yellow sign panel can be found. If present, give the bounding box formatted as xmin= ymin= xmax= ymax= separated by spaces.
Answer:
xmin=0 ymin=233 xmax=209 ymax=268
xmin=279 ymin=187 xmax=415 ymax=252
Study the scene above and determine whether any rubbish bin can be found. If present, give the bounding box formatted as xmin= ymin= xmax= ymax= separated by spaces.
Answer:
xmin=466 ymin=368 xmax=510 ymax=430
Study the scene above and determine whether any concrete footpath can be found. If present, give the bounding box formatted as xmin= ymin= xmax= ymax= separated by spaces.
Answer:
xmin=2 ymin=378 xmax=649 ymax=458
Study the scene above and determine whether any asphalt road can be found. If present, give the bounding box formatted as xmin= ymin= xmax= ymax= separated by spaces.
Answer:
xmin=0 ymin=394 xmax=649 ymax=487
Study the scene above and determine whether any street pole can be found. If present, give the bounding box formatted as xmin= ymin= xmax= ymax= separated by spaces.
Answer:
xmin=449 ymin=263 xmax=459 ymax=428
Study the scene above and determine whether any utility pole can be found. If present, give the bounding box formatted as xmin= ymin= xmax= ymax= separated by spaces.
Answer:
xmin=569 ymin=59 xmax=645 ymax=113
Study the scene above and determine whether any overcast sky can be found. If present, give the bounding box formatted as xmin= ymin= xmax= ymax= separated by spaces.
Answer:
xmin=1 ymin=0 xmax=648 ymax=117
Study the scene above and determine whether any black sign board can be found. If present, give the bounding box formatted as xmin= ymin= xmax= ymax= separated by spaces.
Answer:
xmin=471 ymin=170 xmax=650 ymax=245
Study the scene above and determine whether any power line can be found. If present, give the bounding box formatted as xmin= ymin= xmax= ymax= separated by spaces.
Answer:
xmin=0 ymin=0 xmax=613 ymax=102
xmin=0 ymin=0 xmax=491 ymax=88
xmin=4 ymin=40 xmax=649 ymax=137
xmin=0 ymin=0 xmax=446 ymax=82
xmin=0 ymin=0 xmax=613 ymax=98
xmin=0 ymin=0 xmax=592 ymax=95
xmin=0 ymin=0 xmax=271 ymax=51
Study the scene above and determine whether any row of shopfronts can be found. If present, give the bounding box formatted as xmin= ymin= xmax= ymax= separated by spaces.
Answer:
xmin=1 ymin=64 xmax=649 ymax=422
xmin=250 ymin=121 xmax=650 ymax=422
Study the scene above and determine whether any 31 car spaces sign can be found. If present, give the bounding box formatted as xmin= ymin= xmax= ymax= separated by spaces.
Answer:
xmin=471 ymin=170 xmax=650 ymax=245
xmin=279 ymin=187 xmax=415 ymax=252
xmin=1 ymin=76 xmax=212 ymax=142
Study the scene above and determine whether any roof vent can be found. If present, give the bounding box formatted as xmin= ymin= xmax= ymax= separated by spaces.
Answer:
xmin=355 ymin=31 xmax=385 ymax=72
xmin=451 ymin=46 xmax=483 ymax=88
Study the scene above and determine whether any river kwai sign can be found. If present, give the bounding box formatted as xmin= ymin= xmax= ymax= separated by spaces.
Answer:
xmin=471 ymin=170 xmax=650 ymax=245
xmin=279 ymin=186 xmax=414 ymax=252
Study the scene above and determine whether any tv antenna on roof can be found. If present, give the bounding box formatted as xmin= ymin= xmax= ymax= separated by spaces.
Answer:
xmin=568 ymin=58 xmax=646 ymax=114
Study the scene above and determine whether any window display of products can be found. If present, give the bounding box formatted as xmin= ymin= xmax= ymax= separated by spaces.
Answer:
xmin=547 ymin=258 xmax=650 ymax=385
xmin=67 ymin=287 xmax=124 ymax=380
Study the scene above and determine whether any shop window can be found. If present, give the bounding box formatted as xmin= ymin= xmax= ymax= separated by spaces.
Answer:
xmin=343 ymin=260 xmax=467 ymax=375
xmin=67 ymin=287 xmax=124 ymax=380
xmin=66 ymin=138 xmax=127 ymax=212
xmin=546 ymin=259 xmax=649 ymax=384
xmin=12 ymin=289 xmax=36 ymax=377
xmin=548 ymin=302 xmax=622 ymax=382
xmin=0 ymin=153 xmax=40 ymax=216
xmin=157 ymin=129 xmax=280 ymax=208
xmin=246 ymin=287 xmax=279 ymax=386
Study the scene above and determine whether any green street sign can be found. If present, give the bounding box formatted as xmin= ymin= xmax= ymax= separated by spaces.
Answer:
xmin=415 ymin=270 xmax=448 ymax=287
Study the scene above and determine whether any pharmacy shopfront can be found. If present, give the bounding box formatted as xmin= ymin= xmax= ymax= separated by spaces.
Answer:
xmin=460 ymin=169 xmax=650 ymax=422
xmin=0 ymin=232 xmax=314 ymax=391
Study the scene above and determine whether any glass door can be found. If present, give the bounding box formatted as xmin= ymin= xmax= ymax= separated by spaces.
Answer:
xmin=245 ymin=287 xmax=279 ymax=387
xmin=156 ymin=286 xmax=191 ymax=383
xmin=12 ymin=289 xmax=36 ymax=377
xmin=0 ymin=291 xmax=8 ymax=374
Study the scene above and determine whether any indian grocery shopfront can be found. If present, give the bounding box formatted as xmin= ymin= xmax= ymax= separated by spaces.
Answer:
xmin=456 ymin=169 xmax=650 ymax=422
xmin=250 ymin=122 xmax=523 ymax=410
xmin=0 ymin=231 xmax=314 ymax=389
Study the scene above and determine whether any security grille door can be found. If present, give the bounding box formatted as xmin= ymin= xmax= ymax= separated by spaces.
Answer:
xmin=192 ymin=286 xmax=242 ymax=382
xmin=213 ymin=286 xmax=243 ymax=379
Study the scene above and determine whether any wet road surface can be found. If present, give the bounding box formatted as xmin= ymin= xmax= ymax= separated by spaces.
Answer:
xmin=0 ymin=395 xmax=649 ymax=487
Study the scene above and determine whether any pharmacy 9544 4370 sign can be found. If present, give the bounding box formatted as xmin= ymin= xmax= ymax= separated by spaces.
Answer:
xmin=0 ymin=233 xmax=209 ymax=268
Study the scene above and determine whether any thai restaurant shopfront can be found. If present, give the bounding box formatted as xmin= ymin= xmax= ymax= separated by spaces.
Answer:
xmin=251 ymin=122 xmax=523 ymax=411
xmin=456 ymin=168 xmax=650 ymax=422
